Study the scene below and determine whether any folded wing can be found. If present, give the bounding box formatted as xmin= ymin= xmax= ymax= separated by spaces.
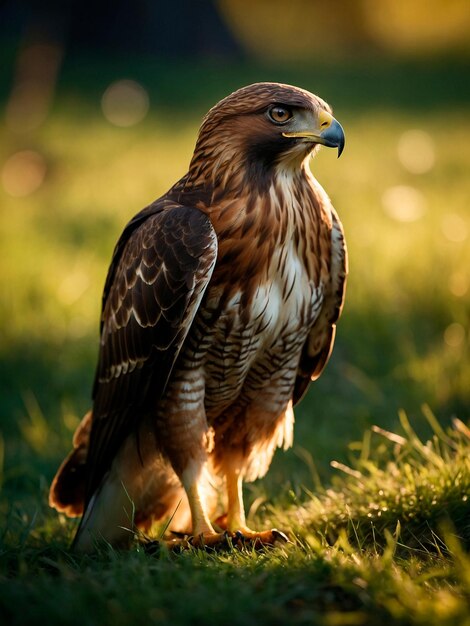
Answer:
xmin=84 ymin=203 xmax=218 ymax=504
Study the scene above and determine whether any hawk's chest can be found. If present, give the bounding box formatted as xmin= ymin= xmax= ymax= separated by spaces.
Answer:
xmin=199 ymin=238 xmax=324 ymax=412
xmin=243 ymin=239 xmax=323 ymax=339
xmin=183 ymin=175 xmax=334 ymax=412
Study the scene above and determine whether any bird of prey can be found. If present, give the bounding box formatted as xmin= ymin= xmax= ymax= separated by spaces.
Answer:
xmin=49 ymin=82 xmax=347 ymax=551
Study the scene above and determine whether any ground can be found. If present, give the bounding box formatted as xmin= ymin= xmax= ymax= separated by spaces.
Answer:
xmin=0 ymin=57 xmax=469 ymax=625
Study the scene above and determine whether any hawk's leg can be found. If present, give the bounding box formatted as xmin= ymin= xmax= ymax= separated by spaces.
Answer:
xmin=180 ymin=465 xmax=216 ymax=537
xmin=222 ymin=461 xmax=289 ymax=547
xmin=213 ymin=399 xmax=296 ymax=547
xmin=158 ymin=372 xmax=228 ymax=546
xmin=160 ymin=464 xmax=231 ymax=550
xmin=226 ymin=466 xmax=247 ymax=532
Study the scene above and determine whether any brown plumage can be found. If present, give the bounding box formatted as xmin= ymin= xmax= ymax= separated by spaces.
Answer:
xmin=49 ymin=82 xmax=347 ymax=551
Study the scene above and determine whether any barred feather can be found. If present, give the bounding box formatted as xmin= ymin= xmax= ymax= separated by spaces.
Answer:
xmin=50 ymin=82 xmax=347 ymax=540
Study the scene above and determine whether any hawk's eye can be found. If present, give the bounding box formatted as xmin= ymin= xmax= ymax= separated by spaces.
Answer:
xmin=268 ymin=106 xmax=292 ymax=124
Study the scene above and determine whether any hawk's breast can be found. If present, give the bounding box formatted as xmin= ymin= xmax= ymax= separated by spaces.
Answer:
xmin=200 ymin=239 xmax=325 ymax=417
xmin=165 ymin=173 xmax=338 ymax=423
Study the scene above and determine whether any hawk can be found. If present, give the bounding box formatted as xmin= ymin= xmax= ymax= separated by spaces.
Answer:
xmin=49 ymin=82 xmax=347 ymax=551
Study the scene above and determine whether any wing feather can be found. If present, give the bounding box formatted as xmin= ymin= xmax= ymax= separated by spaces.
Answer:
xmin=84 ymin=204 xmax=217 ymax=502
xmin=293 ymin=208 xmax=347 ymax=405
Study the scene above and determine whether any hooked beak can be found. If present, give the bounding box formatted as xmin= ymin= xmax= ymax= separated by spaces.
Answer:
xmin=282 ymin=110 xmax=345 ymax=157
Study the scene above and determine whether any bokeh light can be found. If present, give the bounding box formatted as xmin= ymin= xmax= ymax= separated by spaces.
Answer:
xmin=101 ymin=80 xmax=150 ymax=127
xmin=441 ymin=213 xmax=468 ymax=242
xmin=362 ymin=0 xmax=470 ymax=55
xmin=448 ymin=271 xmax=468 ymax=297
xmin=1 ymin=150 xmax=47 ymax=197
xmin=57 ymin=270 xmax=90 ymax=306
xmin=397 ymin=130 xmax=435 ymax=174
xmin=444 ymin=322 xmax=466 ymax=348
xmin=382 ymin=185 xmax=427 ymax=222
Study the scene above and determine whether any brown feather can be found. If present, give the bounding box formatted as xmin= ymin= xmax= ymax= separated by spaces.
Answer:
xmin=50 ymin=82 xmax=347 ymax=542
xmin=84 ymin=206 xmax=217 ymax=503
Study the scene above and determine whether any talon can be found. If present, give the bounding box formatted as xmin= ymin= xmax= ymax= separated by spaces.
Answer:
xmin=231 ymin=528 xmax=291 ymax=549
xmin=233 ymin=530 xmax=245 ymax=546
xmin=272 ymin=529 xmax=290 ymax=544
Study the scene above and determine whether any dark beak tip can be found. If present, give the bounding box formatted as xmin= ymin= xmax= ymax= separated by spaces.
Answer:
xmin=336 ymin=121 xmax=345 ymax=158
xmin=320 ymin=118 xmax=345 ymax=158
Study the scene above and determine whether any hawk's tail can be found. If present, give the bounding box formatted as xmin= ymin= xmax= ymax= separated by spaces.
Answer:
xmin=49 ymin=410 xmax=91 ymax=517
xmin=49 ymin=410 xmax=223 ymax=551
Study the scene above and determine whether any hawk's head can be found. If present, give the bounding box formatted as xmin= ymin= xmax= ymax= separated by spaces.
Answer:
xmin=189 ymin=82 xmax=344 ymax=188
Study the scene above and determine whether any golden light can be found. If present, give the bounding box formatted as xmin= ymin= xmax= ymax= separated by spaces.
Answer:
xmin=397 ymin=130 xmax=435 ymax=174
xmin=1 ymin=150 xmax=47 ymax=197
xmin=101 ymin=80 xmax=150 ymax=127
xmin=441 ymin=213 xmax=468 ymax=242
xmin=444 ymin=322 xmax=466 ymax=348
xmin=382 ymin=185 xmax=426 ymax=222
xmin=219 ymin=0 xmax=470 ymax=60
xmin=362 ymin=0 xmax=470 ymax=55
xmin=57 ymin=270 xmax=90 ymax=306
xmin=448 ymin=271 xmax=468 ymax=297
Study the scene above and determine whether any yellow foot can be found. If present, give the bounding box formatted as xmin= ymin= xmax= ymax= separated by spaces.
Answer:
xmin=213 ymin=515 xmax=290 ymax=548
xmin=142 ymin=531 xmax=233 ymax=554
xmin=231 ymin=528 xmax=290 ymax=549
xmin=141 ymin=528 xmax=289 ymax=554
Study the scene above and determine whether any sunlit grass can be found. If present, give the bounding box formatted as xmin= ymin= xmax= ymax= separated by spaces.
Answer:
xmin=1 ymin=412 xmax=469 ymax=626
xmin=276 ymin=410 xmax=470 ymax=550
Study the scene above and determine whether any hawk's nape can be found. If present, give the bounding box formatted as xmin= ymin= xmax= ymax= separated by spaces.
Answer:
xmin=49 ymin=82 xmax=347 ymax=551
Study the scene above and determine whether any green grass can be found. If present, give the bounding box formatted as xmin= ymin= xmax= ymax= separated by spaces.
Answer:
xmin=0 ymin=57 xmax=469 ymax=624
xmin=1 ymin=414 xmax=469 ymax=626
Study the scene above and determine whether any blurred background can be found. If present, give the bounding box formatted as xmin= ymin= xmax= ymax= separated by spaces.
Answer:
xmin=0 ymin=0 xmax=469 ymax=517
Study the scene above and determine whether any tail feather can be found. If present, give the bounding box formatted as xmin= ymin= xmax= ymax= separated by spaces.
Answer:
xmin=50 ymin=410 xmax=224 ymax=550
xmin=49 ymin=410 xmax=92 ymax=517
xmin=72 ymin=477 xmax=136 ymax=552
